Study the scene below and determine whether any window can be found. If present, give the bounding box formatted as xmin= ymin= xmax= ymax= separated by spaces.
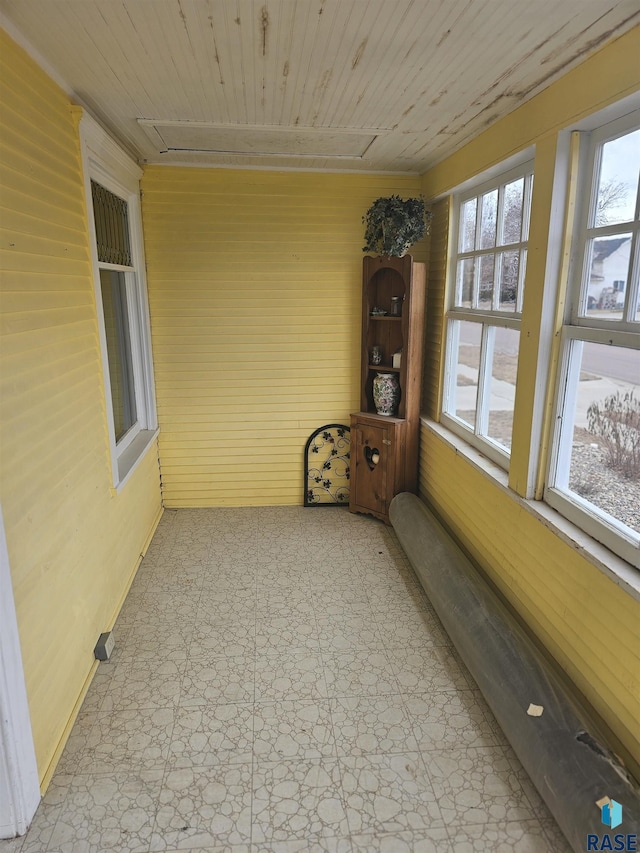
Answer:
xmin=79 ymin=112 xmax=157 ymax=489
xmin=442 ymin=161 xmax=534 ymax=466
xmin=546 ymin=111 xmax=640 ymax=567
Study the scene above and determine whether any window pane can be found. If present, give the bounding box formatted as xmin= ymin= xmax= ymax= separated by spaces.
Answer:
xmin=498 ymin=251 xmax=519 ymax=312
xmin=583 ymin=234 xmax=631 ymax=319
xmin=478 ymin=254 xmax=495 ymax=309
xmin=460 ymin=198 xmax=477 ymax=252
xmin=486 ymin=328 xmax=519 ymax=449
xmin=451 ymin=320 xmax=481 ymax=428
xmin=479 ymin=190 xmax=498 ymax=249
xmin=562 ymin=342 xmax=640 ymax=535
xmin=500 ymin=178 xmax=524 ymax=245
xmin=100 ymin=270 xmax=137 ymax=442
xmin=594 ymin=129 xmax=640 ymax=227
xmin=455 ymin=258 xmax=475 ymax=308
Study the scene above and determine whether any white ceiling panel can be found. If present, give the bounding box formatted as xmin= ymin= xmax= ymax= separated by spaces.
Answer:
xmin=1 ymin=0 xmax=639 ymax=173
xmin=139 ymin=120 xmax=383 ymax=158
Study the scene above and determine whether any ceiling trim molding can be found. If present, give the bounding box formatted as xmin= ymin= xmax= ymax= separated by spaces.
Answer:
xmin=140 ymin=159 xmax=420 ymax=177
xmin=0 ymin=13 xmax=74 ymax=97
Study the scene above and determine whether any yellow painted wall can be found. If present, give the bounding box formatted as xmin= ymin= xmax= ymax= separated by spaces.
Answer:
xmin=0 ymin=30 xmax=162 ymax=784
xmin=141 ymin=167 xmax=425 ymax=506
xmin=419 ymin=27 xmax=640 ymax=770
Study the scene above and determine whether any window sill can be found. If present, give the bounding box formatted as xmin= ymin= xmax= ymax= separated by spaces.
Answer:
xmin=420 ymin=417 xmax=640 ymax=603
xmin=115 ymin=428 xmax=159 ymax=493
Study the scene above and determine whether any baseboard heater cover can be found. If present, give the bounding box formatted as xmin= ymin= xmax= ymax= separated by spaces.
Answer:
xmin=389 ymin=492 xmax=639 ymax=850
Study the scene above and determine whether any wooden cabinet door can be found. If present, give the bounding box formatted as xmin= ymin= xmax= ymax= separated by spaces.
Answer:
xmin=352 ymin=421 xmax=393 ymax=518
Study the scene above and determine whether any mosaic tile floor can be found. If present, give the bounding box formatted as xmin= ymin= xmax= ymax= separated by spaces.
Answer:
xmin=3 ymin=506 xmax=572 ymax=852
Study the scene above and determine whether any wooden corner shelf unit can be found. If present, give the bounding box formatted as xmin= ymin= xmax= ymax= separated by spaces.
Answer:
xmin=349 ymin=254 xmax=426 ymax=523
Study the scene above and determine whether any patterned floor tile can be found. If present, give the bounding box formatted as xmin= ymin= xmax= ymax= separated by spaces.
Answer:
xmin=190 ymin=619 xmax=256 ymax=659
xmin=101 ymin=660 xmax=186 ymax=712
xmin=330 ymin=695 xmax=418 ymax=757
xmin=252 ymin=836 xmax=352 ymax=852
xmin=255 ymin=652 xmax=328 ymax=701
xmin=356 ymin=552 xmax=413 ymax=577
xmin=19 ymin=773 xmax=72 ymax=853
xmin=168 ymin=703 xmax=254 ymax=767
xmin=256 ymin=589 xmax=316 ymax=618
xmin=144 ymin=568 xmax=203 ymax=596
xmin=115 ymin=621 xmax=194 ymax=664
xmin=16 ymin=506 xmax=569 ymax=853
xmin=181 ymin=655 xmax=255 ymax=706
xmin=47 ymin=770 xmax=163 ymax=853
xmin=447 ymin=819 xmax=559 ymax=851
xmin=311 ymin=589 xmax=372 ymax=618
xmin=252 ymin=759 xmax=349 ymax=843
xmin=166 ymin=542 xmax=212 ymax=569
xmin=372 ymin=607 xmax=451 ymax=649
xmin=54 ymin=704 xmax=98 ymax=775
xmin=258 ymin=541 xmax=315 ymax=561
xmin=120 ymin=592 xmax=200 ymax=629
xmin=257 ymin=554 xmax=313 ymax=577
xmin=405 ymin=691 xmax=506 ymax=751
xmin=253 ymin=700 xmax=336 ymax=761
xmin=386 ymin=646 xmax=474 ymax=695
xmin=255 ymin=614 xmax=321 ymax=656
xmin=200 ymin=564 xmax=257 ymax=590
xmin=303 ymin=542 xmax=361 ymax=567
xmin=366 ymin=584 xmax=432 ymax=613
xmin=198 ymin=590 xmax=257 ymax=624
xmin=425 ymin=747 xmax=538 ymax=826
xmin=340 ymin=753 xmax=443 ymax=835
xmin=350 ymin=828 xmax=451 ymax=852
xmin=316 ymin=615 xmax=383 ymax=653
xmin=323 ymin=651 xmax=398 ymax=698
xmin=209 ymin=532 xmax=257 ymax=551
xmin=76 ymin=707 xmax=174 ymax=774
xmin=150 ymin=764 xmax=253 ymax=850
xmin=159 ymin=846 xmax=250 ymax=852
xmin=306 ymin=564 xmax=363 ymax=588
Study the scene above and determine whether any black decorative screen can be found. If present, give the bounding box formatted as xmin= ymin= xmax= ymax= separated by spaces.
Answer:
xmin=304 ymin=424 xmax=350 ymax=506
xmin=91 ymin=180 xmax=132 ymax=266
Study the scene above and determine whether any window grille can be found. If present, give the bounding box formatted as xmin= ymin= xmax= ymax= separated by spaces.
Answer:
xmin=91 ymin=180 xmax=132 ymax=266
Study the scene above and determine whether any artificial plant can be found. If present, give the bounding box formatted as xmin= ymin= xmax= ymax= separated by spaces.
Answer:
xmin=362 ymin=195 xmax=432 ymax=256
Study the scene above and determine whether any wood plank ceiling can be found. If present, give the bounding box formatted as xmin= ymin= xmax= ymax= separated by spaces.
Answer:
xmin=1 ymin=0 xmax=639 ymax=173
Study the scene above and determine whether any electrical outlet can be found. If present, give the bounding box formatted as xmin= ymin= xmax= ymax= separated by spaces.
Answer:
xmin=94 ymin=631 xmax=115 ymax=661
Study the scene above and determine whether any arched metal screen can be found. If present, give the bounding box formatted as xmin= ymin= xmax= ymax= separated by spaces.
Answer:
xmin=304 ymin=424 xmax=350 ymax=506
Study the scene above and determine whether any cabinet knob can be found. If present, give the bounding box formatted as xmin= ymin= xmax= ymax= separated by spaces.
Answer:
xmin=382 ymin=439 xmax=392 ymax=446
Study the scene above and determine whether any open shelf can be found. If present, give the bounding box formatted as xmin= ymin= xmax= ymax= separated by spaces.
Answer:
xmin=351 ymin=254 xmax=426 ymax=522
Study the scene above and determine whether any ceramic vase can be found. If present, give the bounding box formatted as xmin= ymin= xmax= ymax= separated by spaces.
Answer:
xmin=373 ymin=372 xmax=400 ymax=416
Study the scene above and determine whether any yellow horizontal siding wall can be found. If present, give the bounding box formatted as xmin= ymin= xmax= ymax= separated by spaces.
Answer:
xmin=419 ymin=429 xmax=640 ymax=770
xmin=142 ymin=167 xmax=424 ymax=506
xmin=419 ymin=27 xmax=640 ymax=771
xmin=0 ymin=30 xmax=162 ymax=784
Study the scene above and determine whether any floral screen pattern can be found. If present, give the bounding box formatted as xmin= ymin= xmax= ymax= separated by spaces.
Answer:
xmin=304 ymin=424 xmax=351 ymax=506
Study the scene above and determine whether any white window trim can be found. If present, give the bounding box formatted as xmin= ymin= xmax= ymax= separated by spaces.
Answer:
xmin=0 ymin=505 xmax=40 ymax=838
xmin=441 ymin=157 xmax=534 ymax=469
xmin=78 ymin=112 xmax=158 ymax=490
xmin=570 ymin=109 xmax=640 ymax=331
xmin=545 ymin=106 xmax=640 ymax=569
